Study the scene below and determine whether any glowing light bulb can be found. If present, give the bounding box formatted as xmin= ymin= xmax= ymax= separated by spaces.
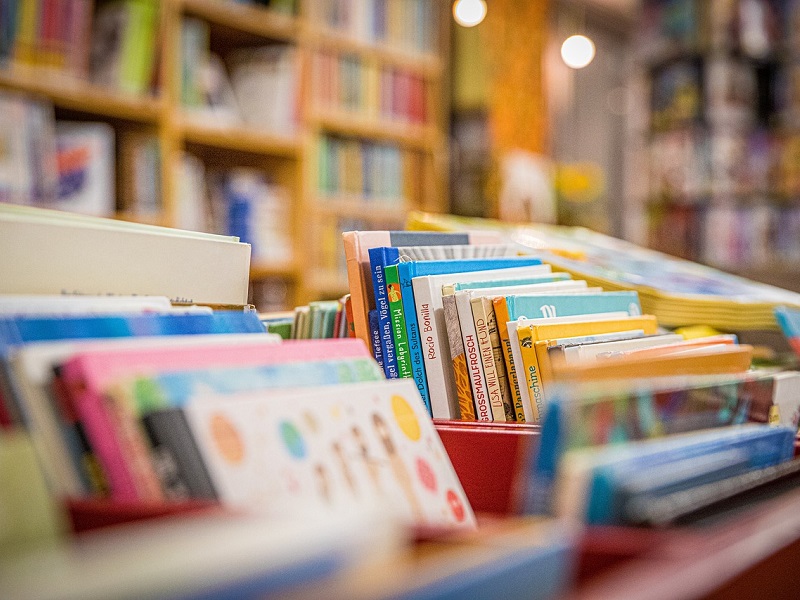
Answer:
xmin=561 ymin=35 xmax=595 ymax=69
xmin=453 ymin=0 xmax=487 ymax=28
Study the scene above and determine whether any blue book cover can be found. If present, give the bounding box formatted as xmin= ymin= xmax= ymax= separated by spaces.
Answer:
xmin=506 ymin=291 xmax=641 ymax=321
xmin=368 ymin=309 xmax=384 ymax=370
xmin=583 ymin=425 xmax=795 ymax=525
xmin=369 ymin=246 xmax=400 ymax=378
xmin=451 ymin=273 xmax=571 ymax=292
xmin=398 ymin=256 xmax=543 ymax=413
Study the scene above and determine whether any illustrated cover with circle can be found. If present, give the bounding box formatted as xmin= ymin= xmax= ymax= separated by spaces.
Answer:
xmin=182 ymin=378 xmax=477 ymax=529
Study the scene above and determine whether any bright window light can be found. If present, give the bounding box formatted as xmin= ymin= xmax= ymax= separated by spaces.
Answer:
xmin=453 ymin=0 xmax=487 ymax=28
xmin=561 ymin=34 xmax=595 ymax=69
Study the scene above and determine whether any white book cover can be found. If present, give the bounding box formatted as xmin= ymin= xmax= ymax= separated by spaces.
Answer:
xmin=184 ymin=379 xmax=477 ymax=529
xmin=0 ymin=211 xmax=251 ymax=304
xmin=567 ymin=334 xmax=685 ymax=363
xmin=411 ymin=264 xmax=552 ymax=419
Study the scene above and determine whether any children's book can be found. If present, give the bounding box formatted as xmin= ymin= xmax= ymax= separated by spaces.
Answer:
xmin=397 ymin=256 xmax=544 ymax=413
xmin=442 ymin=293 xmax=477 ymax=421
xmin=553 ymin=424 xmax=795 ymax=525
xmin=183 ymin=379 xmax=477 ymax=529
xmin=509 ymin=315 xmax=659 ymax=423
xmin=527 ymin=371 xmax=800 ymax=515
xmin=57 ymin=338 xmax=373 ymax=501
xmin=384 ymin=264 xmax=412 ymax=379
xmin=342 ymin=230 xmax=504 ymax=346
xmin=411 ymin=265 xmax=552 ymax=419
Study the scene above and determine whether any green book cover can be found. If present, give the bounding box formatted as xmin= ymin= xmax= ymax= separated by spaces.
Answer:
xmin=384 ymin=264 xmax=413 ymax=378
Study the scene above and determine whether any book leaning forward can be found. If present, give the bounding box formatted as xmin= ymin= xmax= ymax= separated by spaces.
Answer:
xmin=0 ymin=204 xmax=251 ymax=305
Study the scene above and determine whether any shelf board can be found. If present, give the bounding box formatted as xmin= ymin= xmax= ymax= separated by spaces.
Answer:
xmin=0 ymin=66 xmax=162 ymax=123
xmin=305 ymin=27 xmax=443 ymax=77
xmin=313 ymin=112 xmax=438 ymax=150
xmin=315 ymin=198 xmax=408 ymax=222
xmin=250 ymin=261 xmax=298 ymax=279
xmin=179 ymin=0 xmax=298 ymax=41
xmin=180 ymin=118 xmax=300 ymax=157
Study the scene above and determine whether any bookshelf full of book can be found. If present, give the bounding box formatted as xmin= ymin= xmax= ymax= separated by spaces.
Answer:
xmin=0 ymin=0 xmax=449 ymax=310
xmin=635 ymin=0 xmax=800 ymax=291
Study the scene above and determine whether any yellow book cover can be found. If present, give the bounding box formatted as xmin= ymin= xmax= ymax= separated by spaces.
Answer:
xmin=492 ymin=297 xmax=526 ymax=421
xmin=554 ymin=344 xmax=754 ymax=381
xmin=516 ymin=316 xmax=660 ymax=422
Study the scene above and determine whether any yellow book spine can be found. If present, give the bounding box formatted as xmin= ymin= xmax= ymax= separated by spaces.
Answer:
xmin=493 ymin=297 xmax=526 ymax=421
xmin=517 ymin=323 xmax=545 ymax=423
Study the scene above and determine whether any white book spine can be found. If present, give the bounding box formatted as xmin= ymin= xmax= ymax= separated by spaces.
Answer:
xmin=455 ymin=292 xmax=491 ymax=422
xmin=469 ymin=295 xmax=505 ymax=421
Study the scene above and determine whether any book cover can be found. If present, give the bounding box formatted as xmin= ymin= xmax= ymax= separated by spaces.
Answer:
xmin=442 ymin=293 xmax=478 ymax=421
xmin=342 ymin=230 xmax=504 ymax=346
xmin=397 ymin=256 xmax=544 ymax=414
xmin=412 ymin=265 xmax=552 ymax=420
xmin=369 ymin=246 xmax=400 ymax=377
xmin=466 ymin=294 xmax=507 ymax=422
xmin=367 ymin=309 xmax=384 ymax=369
xmin=384 ymin=264 xmax=413 ymax=379
xmin=453 ymin=291 xmax=490 ymax=422
xmin=183 ymin=379 xmax=477 ymax=528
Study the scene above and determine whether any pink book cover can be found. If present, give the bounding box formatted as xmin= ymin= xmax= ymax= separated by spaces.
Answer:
xmin=59 ymin=338 xmax=372 ymax=501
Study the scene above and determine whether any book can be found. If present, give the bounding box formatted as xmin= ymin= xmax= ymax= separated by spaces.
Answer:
xmin=411 ymin=265 xmax=552 ymax=420
xmin=454 ymin=290 xmax=491 ymax=421
xmin=52 ymin=122 xmax=115 ymax=217
xmin=527 ymin=370 xmax=800 ymax=516
xmin=369 ymin=246 xmax=400 ymax=378
xmin=58 ymin=338 xmax=377 ymax=501
xmin=397 ymin=257 xmax=547 ymax=414
xmin=510 ymin=315 xmax=659 ymax=423
xmin=472 ymin=296 xmax=515 ymax=422
xmin=183 ymin=379 xmax=477 ymax=528
xmin=8 ymin=333 xmax=281 ymax=497
xmin=0 ymin=204 xmax=252 ymax=305
xmin=442 ymin=292 xmax=477 ymax=421
xmin=342 ymin=230 xmax=504 ymax=347
xmin=553 ymin=425 xmax=795 ymax=525
xmin=384 ymin=264 xmax=412 ymax=378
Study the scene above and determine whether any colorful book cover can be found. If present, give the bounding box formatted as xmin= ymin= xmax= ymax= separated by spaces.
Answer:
xmin=442 ymin=293 xmax=478 ymax=421
xmin=397 ymin=256 xmax=543 ymax=415
xmin=369 ymin=246 xmax=400 ymax=378
xmin=412 ymin=264 xmax=551 ymax=420
xmin=493 ymin=297 xmax=525 ymax=421
xmin=183 ymin=379 xmax=477 ymax=529
xmin=483 ymin=296 xmax=515 ymax=420
xmin=527 ymin=371 xmax=800 ymax=516
xmin=384 ymin=264 xmax=413 ymax=378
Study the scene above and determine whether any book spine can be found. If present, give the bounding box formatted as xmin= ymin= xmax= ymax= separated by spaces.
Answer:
xmin=368 ymin=246 xmax=399 ymax=378
xmin=398 ymin=263 xmax=431 ymax=414
xmin=517 ymin=322 xmax=545 ymax=423
xmin=455 ymin=292 xmax=491 ymax=422
xmin=142 ymin=409 xmax=219 ymax=500
xmin=484 ymin=296 xmax=515 ymax=421
xmin=493 ymin=297 xmax=527 ymax=422
xmin=384 ymin=264 xmax=413 ymax=378
xmin=535 ymin=341 xmax=557 ymax=405
xmin=471 ymin=296 xmax=507 ymax=421
xmin=442 ymin=292 xmax=477 ymax=421
xmin=412 ymin=276 xmax=456 ymax=419
xmin=368 ymin=308 xmax=385 ymax=370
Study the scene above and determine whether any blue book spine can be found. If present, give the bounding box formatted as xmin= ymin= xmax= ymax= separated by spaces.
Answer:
xmin=397 ymin=262 xmax=431 ymax=414
xmin=368 ymin=246 xmax=400 ymax=378
xmin=368 ymin=309 xmax=384 ymax=370
xmin=585 ymin=426 xmax=796 ymax=525
xmin=525 ymin=399 xmax=565 ymax=515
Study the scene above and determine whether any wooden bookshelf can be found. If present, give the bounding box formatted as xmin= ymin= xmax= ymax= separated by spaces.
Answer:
xmin=0 ymin=0 xmax=450 ymax=310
